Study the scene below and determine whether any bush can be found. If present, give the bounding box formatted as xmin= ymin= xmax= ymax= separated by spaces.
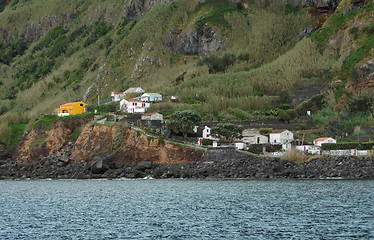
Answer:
xmin=0 ymin=122 xmax=12 ymax=138
xmin=259 ymin=128 xmax=272 ymax=135
xmin=347 ymin=90 xmax=374 ymax=113
xmin=322 ymin=142 xmax=374 ymax=150
xmin=281 ymin=148 xmax=308 ymax=163
xmin=202 ymin=138 xmax=213 ymax=145
xmin=199 ymin=53 xmax=236 ymax=73
xmin=88 ymin=102 xmax=118 ymax=113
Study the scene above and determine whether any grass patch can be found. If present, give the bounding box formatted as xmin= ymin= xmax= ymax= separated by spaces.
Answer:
xmin=32 ymin=114 xmax=58 ymax=129
xmin=70 ymin=128 xmax=81 ymax=142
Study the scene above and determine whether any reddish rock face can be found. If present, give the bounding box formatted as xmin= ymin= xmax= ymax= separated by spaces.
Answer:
xmin=71 ymin=123 xmax=205 ymax=164
xmin=15 ymin=119 xmax=205 ymax=164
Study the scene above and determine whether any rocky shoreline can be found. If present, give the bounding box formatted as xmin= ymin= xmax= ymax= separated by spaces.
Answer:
xmin=1 ymin=146 xmax=374 ymax=180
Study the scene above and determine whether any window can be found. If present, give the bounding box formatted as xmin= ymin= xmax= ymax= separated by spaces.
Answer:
xmin=80 ymin=104 xmax=83 ymax=106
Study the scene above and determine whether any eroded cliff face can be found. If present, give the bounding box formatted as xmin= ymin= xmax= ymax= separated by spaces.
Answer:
xmin=71 ymin=123 xmax=204 ymax=164
xmin=14 ymin=117 xmax=91 ymax=162
xmin=14 ymin=120 xmax=205 ymax=164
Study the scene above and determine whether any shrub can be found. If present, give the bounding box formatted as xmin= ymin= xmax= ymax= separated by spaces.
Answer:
xmin=347 ymin=90 xmax=374 ymax=113
xmin=322 ymin=142 xmax=374 ymax=150
xmin=259 ymin=128 xmax=272 ymax=135
xmin=158 ymin=136 xmax=165 ymax=146
xmin=281 ymin=148 xmax=308 ymax=163
xmin=199 ymin=53 xmax=236 ymax=73
xmin=0 ymin=122 xmax=12 ymax=138
xmin=202 ymin=138 xmax=213 ymax=145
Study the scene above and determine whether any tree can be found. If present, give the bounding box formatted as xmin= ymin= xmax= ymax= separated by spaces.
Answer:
xmin=167 ymin=110 xmax=202 ymax=138
xmin=211 ymin=123 xmax=243 ymax=144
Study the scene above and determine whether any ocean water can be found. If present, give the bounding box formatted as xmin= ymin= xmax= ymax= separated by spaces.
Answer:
xmin=0 ymin=179 xmax=373 ymax=240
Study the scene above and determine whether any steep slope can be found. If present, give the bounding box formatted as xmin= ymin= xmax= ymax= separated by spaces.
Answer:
xmin=1 ymin=0 xmax=374 ymax=151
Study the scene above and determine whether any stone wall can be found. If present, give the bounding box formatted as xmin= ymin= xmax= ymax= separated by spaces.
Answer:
xmin=206 ymin=146 xmax=255 ymax=162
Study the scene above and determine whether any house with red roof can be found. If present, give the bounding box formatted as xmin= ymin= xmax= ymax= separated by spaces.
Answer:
xmin=120 ymin=98 xmax=150 ymax=113
xmin=313 ymin=137 xmax=336 ymax=147
xmin=111 ymin=91 xmax=125 ymax=102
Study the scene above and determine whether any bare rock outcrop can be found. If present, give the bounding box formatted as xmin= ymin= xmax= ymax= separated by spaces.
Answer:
xmin=123 ymin=0 xmax=178 ymax=20
xmin=257 ymin=0 xmax=342 ymax=9
xmin=165 ymin=27 xmax=224 ymax=55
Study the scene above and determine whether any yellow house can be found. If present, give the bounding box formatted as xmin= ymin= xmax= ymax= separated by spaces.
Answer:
xmin=55 ymin=101 xmax=87 ymax=116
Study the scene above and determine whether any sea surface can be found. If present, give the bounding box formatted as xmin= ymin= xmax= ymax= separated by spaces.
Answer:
xmin=0 ymin=179 xmax=373 ymax=239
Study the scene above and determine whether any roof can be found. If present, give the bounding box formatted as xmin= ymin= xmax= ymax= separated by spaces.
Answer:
xmin=124 ymin=87 xmax=144 ymax=93
xmin=271 ymin=129 xmax=288 ymax=134
xmin=60 ymin=101 xmax=86 ymax=106
xmin=112 ymin=91 xmax=123 ymax=95
xmin=314 ymin=137 xmax=333 ymax=142
xmin=142 ymin=93 xmax=162 ymax=97
xmin=126 ymin=98 xmax=144 ymax=103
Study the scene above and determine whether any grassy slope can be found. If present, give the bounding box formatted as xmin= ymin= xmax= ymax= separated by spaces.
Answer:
xmin=1 ymin=0 xmax=374 ymax=149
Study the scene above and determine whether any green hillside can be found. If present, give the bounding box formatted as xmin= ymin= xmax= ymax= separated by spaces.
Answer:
xmin=1 ymin=0 xmax=374 ymax=150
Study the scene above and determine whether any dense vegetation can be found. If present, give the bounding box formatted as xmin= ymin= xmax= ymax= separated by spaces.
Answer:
xmin=1 ymin=0 xmax=374 ymax=150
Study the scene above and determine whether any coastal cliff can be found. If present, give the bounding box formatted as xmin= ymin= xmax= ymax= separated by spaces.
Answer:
xmin=14 ymin=119 xmax=205 ymax=164
xmin=1 ymin=119 xmax=374 ymax=180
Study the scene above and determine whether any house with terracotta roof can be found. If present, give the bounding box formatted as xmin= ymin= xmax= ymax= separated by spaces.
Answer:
xmin=120 ymin=98 xmax=150 ymax=113
xmin=313 ymin=137 xmax=336 ymax=147
xmin=55 ymin=101 xmax=87 ymax=116
xmin=111 ymin=91 xmax=125 ymax=102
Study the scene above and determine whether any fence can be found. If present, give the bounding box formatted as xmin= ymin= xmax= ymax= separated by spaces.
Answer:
xmin=92 ymin=97 xmax=112 ymax=106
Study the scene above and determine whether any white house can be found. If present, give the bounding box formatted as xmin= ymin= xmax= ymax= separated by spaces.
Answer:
xmin=269 ymin=129 xmax=294 ymax=145
xmin=124 ymin=87 xmax=145 ymax=95
xmin=141 ymin=112 xmax=163 ymax=121
xmin=198 ymin=126 xmax=218 ymax=145
xmin=313 ymin=137 xmax=336 ymax=147
xmin=203 ymin=126 xmax=212 ymax=139
xmin=111 ymin=91 xmax=125 ymax=102
xmin=120 ymin=98 xmax=151 ymax=114
xmin=139 ymin=93 xmax=162 ymax=102
xmin=233 ymin=141 xmax=245 ymax=150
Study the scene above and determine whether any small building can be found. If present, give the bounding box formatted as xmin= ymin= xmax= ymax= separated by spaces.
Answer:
xmin=141 ymin=112 xmax=163 ymax=121
xmin=171 ymin=96 xmax=179 ymax=102
xmin=242 ymin=134 xmax=268 ymax=145
xmin=203 ymin=126 xmax=212 ymax=139
xmin=111 ymin=92 xmax=125 ymax=102
xmin=269 ymin=129 xmax=294 ymax=145
xmin=233 ymin=141 xmax=245 ymax=150
xmin=198 ymin=126 xmax=218 ymax=145
xmin=55 ymin=101 xmax=87 ymax=116
xmin=139 ymin=93 xmax=162 ymax=102
xmin=313 ymin=137 xmax=337 ymax=147
xmin=124 ymin=87 xmax=145 ymax=95
xmin=120 ymin=98 xmax=150 ymax=114
xmin=296 ymin=145 xmax=321 ymax=155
